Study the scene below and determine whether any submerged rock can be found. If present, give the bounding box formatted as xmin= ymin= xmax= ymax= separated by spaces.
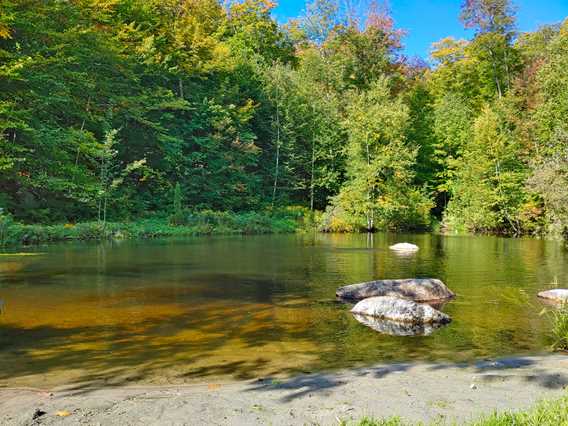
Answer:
xmin=538 ymin=289 xmax=568 ymax=303
xmin=336 ymin=278 xmax=455 ymax=302
xmin=351 ymin=296 xmax=451 ymax=325
xmin=352 ymin=313 xmax=447 ymax=336
xmin=389 ymin=243 xmax=419 ymax=252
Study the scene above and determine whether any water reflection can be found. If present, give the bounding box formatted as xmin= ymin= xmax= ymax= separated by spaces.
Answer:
xmin=0 ymin=233 xmax=566 ymax=388
xmin=352 ymin=313 xmax=448 ymax=336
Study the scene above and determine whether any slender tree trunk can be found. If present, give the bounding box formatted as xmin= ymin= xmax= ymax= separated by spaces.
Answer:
xmin=272 ymin=101 xmax=281 ymax=207
xmin=103 ymin=194 xmax=108 ymax=228
xmin=98 ymin=159 xmax=103 ymax=223
xmin=488 ymin=47 xmax=502 ymax=98
xmin=178 ymin=78 xmax=184 ymax=99
xmin=310 ymin=141 xmax=316 ymax=211
xmin=310 ymin=106 xmax=316 ymax=211
xmin=365 ymin=134 xmax=374 ymax=232
xmin=503 ymin=48 xmax=511 ymax=91
xmin=74 ymin=119 xmax=86 ymax=170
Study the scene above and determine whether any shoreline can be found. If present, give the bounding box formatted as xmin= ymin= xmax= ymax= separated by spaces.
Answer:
xmin=1 ymin=354 xmax=567 ymax=425
xmin=0 ymin=212 xmax=304 ymax=248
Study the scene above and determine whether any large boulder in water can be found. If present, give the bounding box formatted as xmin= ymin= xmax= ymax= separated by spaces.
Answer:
xmin=538 ymin=289 xmax=568 ymax=303
xmin=336 ymin=278 xmax=455 ymax=302
xmin=351 ymin=296 xmax=451 ymax=325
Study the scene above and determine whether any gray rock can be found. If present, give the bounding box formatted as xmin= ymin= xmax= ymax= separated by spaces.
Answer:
xmin=351 ymin=296 xmax=451 ymax=325
xmin=336 ymin=278 xmax=455 ymax=302
xmin=352 ymin=313 xmax=447 ymax=336
xmin=538 ymin=289 xmax=568 ymax=303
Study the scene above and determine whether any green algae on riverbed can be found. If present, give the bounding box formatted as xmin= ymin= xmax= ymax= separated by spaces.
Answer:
xmin=0 ymin=232 xmax=566 ymax=388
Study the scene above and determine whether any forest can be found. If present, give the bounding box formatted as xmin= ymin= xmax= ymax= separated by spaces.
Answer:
xmin=1 ymin=0 xmax=568 ymax=239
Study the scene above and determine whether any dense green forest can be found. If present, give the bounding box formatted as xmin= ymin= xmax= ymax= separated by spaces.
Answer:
xmin=1 ymin=0 xmax=568 ymax=238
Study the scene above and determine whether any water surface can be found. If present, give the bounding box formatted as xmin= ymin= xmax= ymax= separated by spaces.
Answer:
xmin=0 ymin=233 xmax=566 ymax=388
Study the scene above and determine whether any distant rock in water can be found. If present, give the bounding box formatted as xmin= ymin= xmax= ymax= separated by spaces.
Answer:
xmin=336 ymin=278 xmax=455 ymax=302
xmin=538 ymin=289 xmax=568 ymax=303
xmin=352 ymin=313 xmax=447 ymax=336
xmin=351 ymin=296 xmax=451 ymax=325
xmin=389 ymin=243 xmax=419 ymax=252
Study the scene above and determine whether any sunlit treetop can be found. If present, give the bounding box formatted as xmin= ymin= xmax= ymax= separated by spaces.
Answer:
xmin=460 ymin=0 xmax=517 ymax=35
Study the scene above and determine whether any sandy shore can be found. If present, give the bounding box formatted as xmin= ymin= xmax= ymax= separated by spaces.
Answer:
xmin=1 ymin=355 xmax=567 ymax=425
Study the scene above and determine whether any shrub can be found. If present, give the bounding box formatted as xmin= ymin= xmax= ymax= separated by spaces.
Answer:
xmin=170 ymin=183 xmax=186 ymax=226
xmin=0 ymin=209 xmax=304 ymax=247
xmin=0 ymin=209 xmax=16 ymax=246
xmin=550 ymin=303 xmax=568 ymax=351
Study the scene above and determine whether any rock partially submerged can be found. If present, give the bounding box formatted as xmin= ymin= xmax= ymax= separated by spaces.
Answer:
xmin=538 ymin=289 xmax=568 ymax=303
xmin=389 ymin=243 xmax=419 ymax=252
xmin=352 ymin=313 xmax=447 ymax=336
xmin=351 ymin=296 xmax=451 ymax=325
xmin=336 ymin=278 xmax=455 ymax=302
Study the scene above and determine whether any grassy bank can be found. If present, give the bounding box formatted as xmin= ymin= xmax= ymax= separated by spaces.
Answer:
xmin=349 ymin=393 xmax=568 ymax=426
xmin=0 ymin=209 xmax=307 ymax=247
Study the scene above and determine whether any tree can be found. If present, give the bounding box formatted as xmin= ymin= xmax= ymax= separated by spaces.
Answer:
xmin=431 ymin=93 xmax=474 ymax=199
xmin=460 ymin=0 xmax=516 ymax=35
xmin=97 ymin=129 xmax=147 ymax=225
xmin=444 ymin=102 xmax=527 ymax=234
xmin=259 ymin=61 xmax=345 ymax=209
xmin=460 ymin=0 xmax=519 ymax=98
xmin=301 ymin=0 xmax=345 ymax=46
xmin=226 ymin=0 xmax=295 ymax=64
xmin=527 ymin=130 xmax=568 ymax=237
xmin=332 ymin=78 xmax=431 ymax=231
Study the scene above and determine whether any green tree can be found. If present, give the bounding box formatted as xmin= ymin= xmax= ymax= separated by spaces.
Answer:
xmin=332 ymin=78 xmax=431 ymax=231
xmin=444 ymin=102 xmax=527 ymax=234
xmin=460 ymin=0 xmax=519 ymax=98
xmin=97 ymin=129 xmax=147 ymax=225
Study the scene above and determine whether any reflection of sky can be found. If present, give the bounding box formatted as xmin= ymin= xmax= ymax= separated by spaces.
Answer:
xmin=273 ymin=0 xmax=568 ymax=58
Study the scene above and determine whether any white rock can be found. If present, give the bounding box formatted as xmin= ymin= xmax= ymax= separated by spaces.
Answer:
xmin=389 ymin=243 xmax=419 ymax=252
xmin=538 ymin=289 xmax=568 ymax=303
xmin=351 ymin=296 xmax=451 ymax=325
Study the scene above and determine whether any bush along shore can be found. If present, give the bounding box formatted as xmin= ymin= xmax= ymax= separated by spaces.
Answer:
xmin=0 ymin=209 xmax=308 ymax=247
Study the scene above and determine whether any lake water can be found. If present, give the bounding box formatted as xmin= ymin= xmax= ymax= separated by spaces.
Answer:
xmin=0 ymin=233 xmax=566 ymax=389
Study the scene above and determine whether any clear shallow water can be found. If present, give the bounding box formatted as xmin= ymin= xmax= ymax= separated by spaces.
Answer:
xmin=0 ymin=233 xmax=566 ymax=388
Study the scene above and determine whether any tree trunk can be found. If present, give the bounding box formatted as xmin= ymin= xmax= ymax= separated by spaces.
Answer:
xmin=310 ymin=111 xmax=316 ymax=211
xmin=488 ymin=47 xmax=502 ymax=98
xmin=103 ymin=194 xmax=108 ymax=228
xmin=310 ymin=143 xmax=316 ymax=211
xmin=178 ymin=78 xmax=184 ymax=99
xmin=365 ymin=134 xmax=374 ymax=232
xmin=271 ymin=101 xmax=281 ymax=207
xmin=503 ymin=48 xmax=511 ymax=91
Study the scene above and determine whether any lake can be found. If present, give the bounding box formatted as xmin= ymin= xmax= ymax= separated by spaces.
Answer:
xmin=0 ymin=233 xmax=566 ymax=389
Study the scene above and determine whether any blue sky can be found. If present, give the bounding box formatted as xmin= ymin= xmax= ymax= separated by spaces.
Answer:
xmin=273 ymin=1 xmax=568 ymax=58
